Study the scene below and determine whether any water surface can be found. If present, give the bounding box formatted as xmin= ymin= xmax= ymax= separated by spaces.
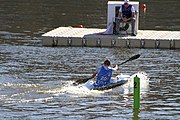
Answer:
xmin=0 ymin=0 xmax=180 ymax=119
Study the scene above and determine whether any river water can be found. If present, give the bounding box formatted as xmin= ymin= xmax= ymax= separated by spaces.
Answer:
xmin=0 ymin=0 xmax=180 ymax=120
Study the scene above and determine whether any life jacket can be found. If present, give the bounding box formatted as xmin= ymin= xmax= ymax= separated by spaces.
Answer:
xmin=122 ymin=4 xmax=132 ymax=18
xmin=95 ymin=66 xmax=113 ymax=87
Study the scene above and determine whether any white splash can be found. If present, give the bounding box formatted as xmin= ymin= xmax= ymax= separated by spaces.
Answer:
xmin=40 ymin=81 xmax=104 ymax=97
xmin=123 ymin=71 xmax=150 ymax=94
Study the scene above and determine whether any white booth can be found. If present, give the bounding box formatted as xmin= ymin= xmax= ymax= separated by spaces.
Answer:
xmin=106 ymin=1 xmax=139 ymax=34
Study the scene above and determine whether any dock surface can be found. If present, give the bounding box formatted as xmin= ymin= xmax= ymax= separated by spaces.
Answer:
xmin=42 ymin=27 xmax=180 ymax=49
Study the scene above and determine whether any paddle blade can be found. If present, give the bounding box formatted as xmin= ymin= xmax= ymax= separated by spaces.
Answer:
xmin=129 ymin=54 xmax=140 ymax=61
xmin=119 ymin=54 xmax=140 ymax=65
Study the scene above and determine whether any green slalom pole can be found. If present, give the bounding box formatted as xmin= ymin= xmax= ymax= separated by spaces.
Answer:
xmin=134 ymin=75 xmax=140 ymax=110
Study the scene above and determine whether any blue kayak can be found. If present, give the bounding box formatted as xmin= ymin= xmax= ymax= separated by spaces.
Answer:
xmin=92 ymin=79 xmax=128 ymax=90
xmin=83 ymin=74 xmax=130 ymax=90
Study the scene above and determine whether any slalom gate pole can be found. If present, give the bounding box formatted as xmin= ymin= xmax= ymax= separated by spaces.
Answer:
xmin=133 ymin=75 xmax=140 ymax=120
xmin=134 ymin=75 xmax=140 ymax=110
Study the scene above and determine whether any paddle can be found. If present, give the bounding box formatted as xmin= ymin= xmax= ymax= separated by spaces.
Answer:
xmin=118 ymin=54 xmax=140 ymax=65
xmin=73 ymin=54 xmax=141 ymax=85
xmin=73 ymin=77 xmax=93 ymax=85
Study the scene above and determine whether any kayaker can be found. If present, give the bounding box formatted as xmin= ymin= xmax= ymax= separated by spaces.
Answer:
xmin=115 ymin=0 xmax=136 ymax=36
xmin=91 ymin=59 xmax=118 ymax=87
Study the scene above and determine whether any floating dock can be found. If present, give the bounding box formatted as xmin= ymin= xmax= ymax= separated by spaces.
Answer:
xmin=42 ymin=1 xmax=180 ymax=49
xmin=42 ymin=27 xmax=180 ymax=49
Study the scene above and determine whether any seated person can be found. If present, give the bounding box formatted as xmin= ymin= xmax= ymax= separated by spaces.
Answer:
xmin=115 ymin=0 xmax=136 ymax=36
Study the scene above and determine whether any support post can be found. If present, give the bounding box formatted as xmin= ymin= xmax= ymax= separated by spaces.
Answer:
xmin=134 ymin=75 xmax=140 ymax=110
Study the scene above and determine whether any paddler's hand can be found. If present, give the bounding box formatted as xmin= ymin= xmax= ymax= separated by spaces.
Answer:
xmin=113 ymin=65 xmax=118 ymax=71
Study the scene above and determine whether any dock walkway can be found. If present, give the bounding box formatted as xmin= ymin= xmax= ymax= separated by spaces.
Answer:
xmin=42 ymin=27 xmax=180 ymax=49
